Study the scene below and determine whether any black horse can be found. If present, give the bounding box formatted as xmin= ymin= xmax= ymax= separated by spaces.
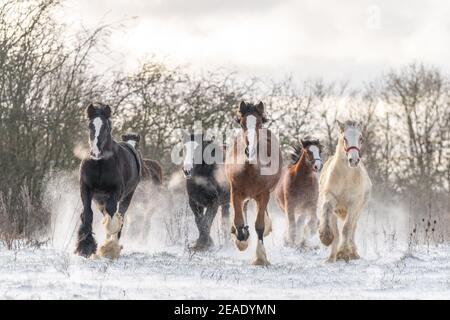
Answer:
xmin=121 ymin=133 xmax=163 ymax=186
xmin=75 ymin=103 xmax=142 ymax=258
xmin=182 ymin=133 xmax=230 ymax=250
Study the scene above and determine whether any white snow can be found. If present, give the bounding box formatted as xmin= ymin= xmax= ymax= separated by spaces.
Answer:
xmin=0 ymin=171 xmax=449 ymax=300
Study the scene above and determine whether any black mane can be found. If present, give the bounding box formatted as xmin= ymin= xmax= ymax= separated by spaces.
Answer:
xmin=289 ymin=138 xmax=321 ymax=165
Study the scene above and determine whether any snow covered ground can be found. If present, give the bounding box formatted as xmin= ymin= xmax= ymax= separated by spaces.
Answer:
xmin=1 ymin=240 xmax=450 ymax=299
xmin=0 ymin=173 xmax=449 ymax=300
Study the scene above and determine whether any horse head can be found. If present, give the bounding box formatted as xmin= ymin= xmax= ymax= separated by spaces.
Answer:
xmin=235 ymin=101 xmax=268 ymax=162
xmin=181 ymin=132 xmax=217 ymax=179
xmin=121 ymin=132 xmax=140 ymax=148
xmin=86 ymin=103 xmax=113 ymax=160
xmin=300 ymin=138 xmax=323 ymax=172
xmin=337 ymin=120 xmax=363 ymax=168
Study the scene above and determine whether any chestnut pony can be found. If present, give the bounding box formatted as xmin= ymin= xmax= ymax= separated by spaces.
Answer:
xmin=275 ymin=138 xmax=323 ymax=247
xmin=225 ymin=101 xmax=282 ymax=266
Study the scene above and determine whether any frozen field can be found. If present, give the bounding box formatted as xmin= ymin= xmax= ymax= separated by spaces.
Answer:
xmin=1 ymin=240 xmax=450 ymax=299
xmin=0 ymin=173 xmax=448 ymax=300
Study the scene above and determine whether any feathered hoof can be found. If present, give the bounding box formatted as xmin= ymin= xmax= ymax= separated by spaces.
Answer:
xmin=75 ymin=234 xmax=97 ymax=258
xmin=283 ymin=237 xmax=296 ymax=248
xmin=336 ymin=246 xmax=353 ymax=263
xmin=319 ymin=224 xmax=333 ymax=246
xmin=235 ymin=239 xmax=249 ymax=251
xmin=349 ymin=250 xmax=360 ymax=260
xmin=252 ymin=257 xmax=270 ymax=266
xmin=326 ymin=255 xmax=337 ymax=263
xmin=97 ymin=239 xmax=123 ymax=260
xmin=190 ymin=238 xmax=214 ymax=251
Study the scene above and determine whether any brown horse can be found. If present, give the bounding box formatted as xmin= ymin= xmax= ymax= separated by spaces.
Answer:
xmin=275 ymin=138 xmax=323 ymax=248
xmin=142 ymin=159 xmax=163 ymax=186
xmin=225 ymin=101 xmax=282 ymax=266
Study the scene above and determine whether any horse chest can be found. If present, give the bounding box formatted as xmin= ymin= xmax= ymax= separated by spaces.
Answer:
xmin=84 ymin=162 xmax=121 ymax=190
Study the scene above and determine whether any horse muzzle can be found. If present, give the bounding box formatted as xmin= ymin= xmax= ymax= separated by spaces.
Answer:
xmin=182 ymin=168 xmax=193 ymax=179
xmin=89 ymin=150 xmax=102 ymax=160
xmin=245 ymin=146 xmax=256 ymax=162
xmin=347 ymin=153 xmax=360 ymax=167
xmin=345 ymin=146 xmax=360 ymax=168
xmin=313 ymin=160 xmax=323 ymax=172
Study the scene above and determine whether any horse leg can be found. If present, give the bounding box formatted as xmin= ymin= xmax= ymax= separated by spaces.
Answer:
xmin=221 ymin=202 xmax=231 ymax=244
xmin=319 ymin=195 xmax=337 ymax=246
xmin=302 ymin=207 xmax=319 ymax=248
xmin=295 ymin=213 xmax=308 ymax=247
xmin=189 ymin=199 xmax=208 ymax=250
xmin=230 ymin=189 xmax=249 ymax=251
xmin=199 ymin=202 xmax=219 ymax=249
xmin=98 ymin=194 xmax=122 ymax=259
xmin=337 ymin=204 xmax=360 ymax=262
xmin=348 ymin=203 xmax=364 ymax=260
xmin=327 ymin=215 xmax=339 ymax=263
xmin=284 ymin=206 xmax=296 ymax=247
xmin=75 ymin=184 xmax=97 ymax=257
xmin=252 ymin=192 xmax=270 ymax=266
xmin=117 ymin=191 xmax=135 ymax=238
xmin=264 ymin=209 xmax=272 ymax=237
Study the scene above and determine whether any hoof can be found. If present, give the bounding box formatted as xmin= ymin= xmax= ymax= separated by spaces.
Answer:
xmin=97 ymin=239 xmax=123 ymax=260
xmin=252 ymin=258 xmax=270 ymax=266
xmin=349 ymin=251 xmax=360 ymax=260
xmin=235 ymin=239 xmax=249 ymax=251
xmin=319 ymin=224 xmax=333 ymax=246
xmin=326 ymin=256 xmax=337 ymax=263
xmin=190 ymin=237 xmax=214 ymax=251
xmin=297 ymin=240 xmax=319 ymax=251
xmin=336 ymin=247 xmax=353 ymax=262
xmin=283 ymin=237 xmax=296 ymax=248
xmin=75 ymin=234 xmax=97 ymax=258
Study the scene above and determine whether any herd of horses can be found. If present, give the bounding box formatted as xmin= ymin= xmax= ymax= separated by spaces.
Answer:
xmin=76 ymin=101 xmax=372 ymax=265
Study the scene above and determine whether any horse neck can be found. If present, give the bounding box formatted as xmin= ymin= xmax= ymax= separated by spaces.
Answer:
xmin=104 ymin=134 xmax=115 ymax=153
xmin=293 ymin=149 xmax=313 ymax=175
xmin=334 ymin=136 xmax=347 ymax=160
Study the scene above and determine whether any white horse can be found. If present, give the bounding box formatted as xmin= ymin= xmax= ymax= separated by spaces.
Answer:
xmin=318 ymin=120 xmax=372 ymax=262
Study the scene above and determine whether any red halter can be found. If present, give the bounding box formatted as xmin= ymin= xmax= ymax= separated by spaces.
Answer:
xmin=345 ymin=145 xmax=360 ymax=153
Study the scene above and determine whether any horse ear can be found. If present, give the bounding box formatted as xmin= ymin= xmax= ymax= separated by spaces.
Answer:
xmin=300 ymin=139 xmax=306 ymax=147
xmin=86 ymin=103 xmax=96 ymax=119
xmin=336 ymin=120 xmax=345 ymax=132
xmin=256 ymin=101 xmax=264 ymax=114
xmin=239 ymin=101 xmax=247 ymax=114
xmin=103 ymin=105 xmax=112 ymax=119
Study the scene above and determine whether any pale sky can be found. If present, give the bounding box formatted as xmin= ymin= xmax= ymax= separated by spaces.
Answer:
xmin=61 ymin=0 xmax=450 ymax=83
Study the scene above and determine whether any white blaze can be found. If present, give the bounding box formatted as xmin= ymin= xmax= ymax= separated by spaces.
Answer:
xmin=183 ymin=141 xmax=199 ymax=172
xmin=309 ymin=145 xmax=322 ymax=169
xmin=246 ymin=115 xmax=257 ymax=161
xmin=345 ymin=127 xmax=361 ymax=164
xmin=90 ymin=117 xmax=103 ymax=159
